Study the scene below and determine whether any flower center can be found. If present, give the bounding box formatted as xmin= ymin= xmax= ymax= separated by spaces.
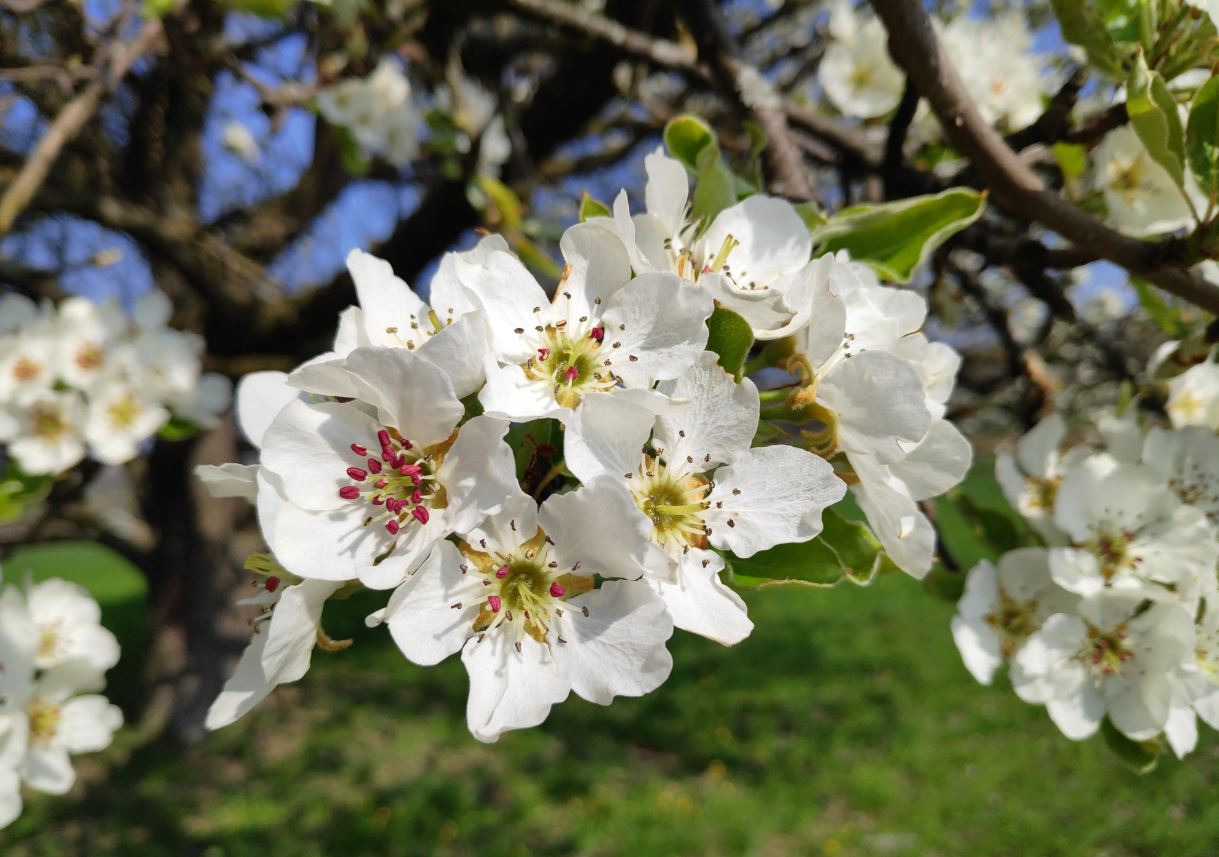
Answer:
xmin=523 ymin=325 xmax=616 ymax=409
xmin=1081 ymin=626 xmax=1133 ymax=676
xmin=461 ymin=529 xmax=594 ymax=646
xmin=31 ymin=403 xmax=68 ymax=440
xmin=27 ymin=698 xmax=61 ymax=745
xmin=665 ymin=233 xmax=739 ymax=284
xmin=107 ymin=393 xmax=144 ymax=430
xmin=338 ymin=427 xmax=447 ymax=539
xmin=13 ymin=356 xmax=42 ymax=383
xmin=1088 ymin=527 xmax=1135 ymax=580
xmin=75 ymin=342 xmax=105 ymax=371
xmin=630 ymin=455 xmax=711 ymax=554
xmin=37 ymin=622 xmax=63 ymax=662
xmin=984 ymin=593 xmax=1039 ymax=657
xmin=381 ymin=308 xmax=457 ymax=351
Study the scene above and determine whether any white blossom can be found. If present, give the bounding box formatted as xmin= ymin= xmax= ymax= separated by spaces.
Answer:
xmin=378 ymin=479 xmax=673 ymax=742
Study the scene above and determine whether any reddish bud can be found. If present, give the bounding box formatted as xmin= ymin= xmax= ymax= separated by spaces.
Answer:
xmin=549 ymin=582 xmax=566 ymax=598
xmin=338 ymin=486 xmax=361 ymax=500
xmin=385 ymin=519 xmax=400 ymax=535
xmin=350 ymin=443 xmax=368 ymax=456
xmin=265 ymin=576 xmax=281 ymax=593
xmin=589 ymin=326 xmax=605 ymax=343
xmin=562 ymin=366 xmax=579 ymax=382
xmin=346 ymin=467 xmax=368 ymax=482
xmin=495 ymin=565 xmax=510 ymax=579
xmin=411 ymin=506 xmax=430 ymax=525
xmin=488 ymin=595 xmax=502 ymax=613
xmin=367 ymin=458 xmax=382 ymax=474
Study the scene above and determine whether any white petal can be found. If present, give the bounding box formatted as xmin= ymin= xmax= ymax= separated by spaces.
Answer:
xmin=339 ymin=347 xmax=463 ymax=445
xmin=702 ymin=196 xmax=811 ymax=285
xmin=850 ymin=456 xmax=937 ymax=578
xmin=599 ymin=273 xmax=713 ymax=388
xmin=551 ymin=580 xmax=674 ymax=704
xmin=655 ymin=552 xmax=753 ymax=645
xmin=56 ymin=695 xmax=122 ymax=753
xmin=0 ymin=766 xmax=22 ymax=829
xmin=259 ymin=399 xmax=376 ymax=512
xmin=1164 ymin=705 xmax=1198 ymax=759
xmin=235 ymin=371 xmax=299 ymax=449
xmin=435 ymin=415 xmax=519 ymax=535
xmin=887 ymin=420 xmax=973 ymax=501
xmin=706 ymin=446 xmax=846 ymax=558
xmin=206 ymin=631 xmax=272 ymax=730
xmin=195 ymin=463 xmax=259 ymax=501
xmin=461 ymin=633 xmax=569 ymax=743
xmin=429 ymin=233 xmax=509 ymax=315
xmin=654 ymin=351 xmax=758 ymax=467
xmin=540 ymin=476 xmax=653 ymax=580
xmin=347 ymin=249 xmax=428 ymax=347
xmin=385 ymin=541 xmax=481 ymax=666
xmin=1045 ymin=679 xmax=1105 ymax=740
xmin=478 ymin=356 xmax=568 ymax=422
xmin=1016 ymin=413 xmax=1066 ymax=477
xmin=461 ymin=251 xmax=551 ymax=363
xmin=643 ymin=147 xmax=689 ymax=235
xmin=21 ymin=744 xmax=75 ymax=795
xmin=818 ymin=351 xmax=932 ymax=462
xmin=564 ymin=391 xmax=656 ymax=484
xmin=558 ymin=220 xmax=632 ymax=321
xmin=416 ymin=313 xmax=489 ymax=399
xmin=261 ymin=579 xmax=344 ymax=686
xmin=951 ymin=612 xmax=1003 ymax=685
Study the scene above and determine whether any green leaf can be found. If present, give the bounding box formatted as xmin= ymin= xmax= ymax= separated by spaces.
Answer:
xmin=793 ymin=201 xmax=828 ymax=231
xmin=578 ymin=192 xmax=611 ymax=222
xmin=1052 ymin=142 xmax=1089 ymax=182
xmin=157 ymin=416 xmax=202 ymax=442
xmin=224 ymin=0 xmax=296 ymax=17
xmin=922 ymin=568 xmax=966 ymax=604
xmin=1101 ymin=717 xmax=1161 ymax=774
xmin=4 ymin=541 xmax=147 ymax=604
xmin=663 ymin=115 xmax=717 ymax=172
xmin=145 ymin=0 xmax=177 ymax=16
xmin=690 ymin=147 xmax=738 ymax=225
xmin=811 ymin=188 xmax=987 ymax=283
xmin=728 ymin=510 xmax=888 ymax=589
xmin=1051 ymin=0 xmax=1126 ymax=77
xmin=1127 ymin=49 xmax=1187 ymax=188
xmin=0 ymin=463 xmax=54 ymax=523
xmin=505 ymin=419 xmax=562 ymax=482
xmin=1133 ymin=278 xmax=1189 ymax=336
xmin=1186 ymin=74 xmax=1219 ymax=201
xmin=477 ymin=176 xmax=524 ymax=230
xmin=705 ymin=306 xmax=753 ymax=379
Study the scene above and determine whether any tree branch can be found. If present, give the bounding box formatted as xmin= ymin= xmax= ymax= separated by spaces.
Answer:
xmin=867 ymin=0 xmax=1219 ymax=314
xmin=0 ymin=18 xmax=163 ymax=235
xmin=675 ymin=0 xmax=814 ymax=199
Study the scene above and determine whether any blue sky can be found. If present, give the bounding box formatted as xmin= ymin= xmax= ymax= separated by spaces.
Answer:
xmin=0 ymin=1 xmax=1131 ymax=318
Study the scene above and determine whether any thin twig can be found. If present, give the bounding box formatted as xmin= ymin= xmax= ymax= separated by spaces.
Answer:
xmin=867 ymin=0 xmax=1219 ymax=314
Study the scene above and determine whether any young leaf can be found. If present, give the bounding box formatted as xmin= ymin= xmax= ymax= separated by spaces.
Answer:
xmin=691 ymin=147 xmax=738 ymax=225
xmin=1050 ymin=0 xmax=1126 ymax=77
xmin=810 ymin=188 xmax=986 ymax=283
xmin=1101 ymin=717 xmax=1161 ymax=774
xmin=1127 ymin=50 xmax=1186 ymax=189
xmin=727 ymin=510 xmax=888 ymax=589
xmin=705 ymin=305 xmax=754 ymax=379
xmin=663 ymin=115 xmax=718 ymax=172
xmin=1186 ymin=75 xmax=1219 ymax=201
xmin=578 ymin=192 xmax=611 ymax=222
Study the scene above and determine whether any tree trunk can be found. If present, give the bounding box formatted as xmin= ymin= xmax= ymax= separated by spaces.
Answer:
xmin=140 ymin=420 xmax=250 ymax=743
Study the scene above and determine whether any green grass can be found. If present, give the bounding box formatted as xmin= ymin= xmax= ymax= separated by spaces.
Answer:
xmin=4 ymin=563 xmax=1219 ymax=856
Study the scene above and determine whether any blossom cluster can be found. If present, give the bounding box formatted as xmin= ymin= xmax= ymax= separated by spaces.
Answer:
xmin=0 ymin=292 xmax=231 ymax=476
xmin=314 ymin=59 xmax=508 ymax=174
xmin=199 ymin=145 xmax=970 ymax=742
xmin=819 ymin=1 xmax=1048 ymax=132
xmin=954 ymin=351 xmax=1219 ymax=757
xmin=0 ymin=569 xmax=123 ymax=829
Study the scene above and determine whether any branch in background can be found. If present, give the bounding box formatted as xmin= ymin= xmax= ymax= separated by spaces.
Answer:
xmin=675 ymin=0 xmax=814 ymax=199
xmin=1065 ymin=102 xmax=1129 ymax=147
xmin=1004 ymin=67 xmax=1087 ymax=152
xmin=867 ymin=0 xmax=1219 ymax=314
xmin=0 ymin=18 xmax=164 ymax=235
xmin=883 ymin=81 xmax=919 ymax=196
